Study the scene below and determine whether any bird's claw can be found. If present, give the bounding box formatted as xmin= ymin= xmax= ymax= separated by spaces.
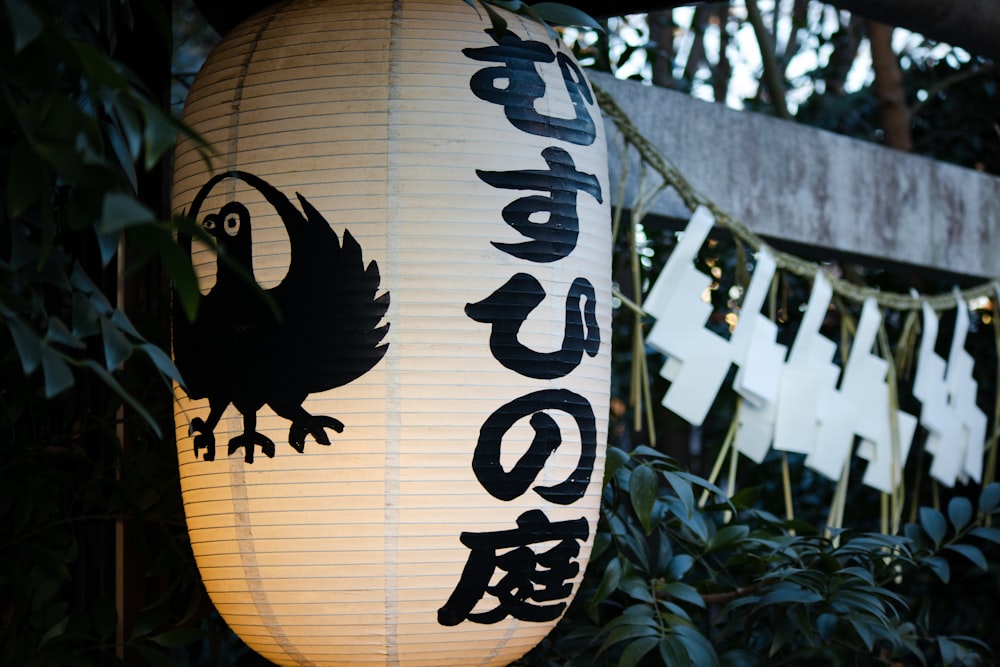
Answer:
xmin=190 ymin=418 xmax=216 ymax=461
xmin=288 ymin=416 xmax=345 ymax=453
xmin=228 ymin=431 xmax=276 ymax=464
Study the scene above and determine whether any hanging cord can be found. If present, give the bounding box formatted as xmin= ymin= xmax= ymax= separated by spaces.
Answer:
xmin=595 ymin=78 xmax=997 ymax=531
xmin=593 ymin=82 xmax=1000 ymax=313
xmin=878 ymin=320 xmax=905 ymax=534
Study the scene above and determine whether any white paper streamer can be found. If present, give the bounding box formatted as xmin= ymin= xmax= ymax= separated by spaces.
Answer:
xmin=644 ymin=209 xmax=989 ymax=494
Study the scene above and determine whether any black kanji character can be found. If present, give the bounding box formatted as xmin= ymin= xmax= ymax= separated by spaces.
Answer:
xmin=438 ymin=510 xmax=589 ymax=626
xmin=473 ymin=389 xmax=597 ymax=505
xmin=464 ymin=28 xmax=597 ymax=145
xmin=477 ymin=146 xmax=603 ymax=263
xmin=466 ymin=273 xmax=600 ymax=379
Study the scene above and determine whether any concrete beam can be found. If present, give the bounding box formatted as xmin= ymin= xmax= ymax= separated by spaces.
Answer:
xmin=593 ymin=71 xmax=1000 ymax=280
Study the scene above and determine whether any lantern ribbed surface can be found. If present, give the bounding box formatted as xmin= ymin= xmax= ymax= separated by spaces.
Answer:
xmin=171 ymin=1 xmax=611 ymax=665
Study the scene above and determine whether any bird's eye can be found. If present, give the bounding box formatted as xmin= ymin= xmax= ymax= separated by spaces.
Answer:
xmin=224 ymin=213 xmax=241 ymax=236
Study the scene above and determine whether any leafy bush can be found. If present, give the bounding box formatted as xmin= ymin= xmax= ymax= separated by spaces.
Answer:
xmin=520 ymin=446 xmax=999 ymax=667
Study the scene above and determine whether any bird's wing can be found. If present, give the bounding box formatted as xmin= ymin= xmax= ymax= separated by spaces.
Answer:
xmin=270 ymin=191 xmax=389 ymax=394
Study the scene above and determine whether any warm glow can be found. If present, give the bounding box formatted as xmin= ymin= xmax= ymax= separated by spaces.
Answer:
xmin=170 ymin=1 xmax=611 ymax=666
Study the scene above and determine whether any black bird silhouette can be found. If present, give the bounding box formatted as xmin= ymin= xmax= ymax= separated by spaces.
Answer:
xmin=174 ymin=171 xmax=389 ymax=463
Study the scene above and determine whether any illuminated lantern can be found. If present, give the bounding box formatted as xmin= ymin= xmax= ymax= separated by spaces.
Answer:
xmin=171 ymin=1 xmax=611 ymax=665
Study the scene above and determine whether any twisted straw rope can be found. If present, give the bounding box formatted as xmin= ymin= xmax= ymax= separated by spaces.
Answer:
xmin=593 ymin=82 xmax=1000 ymax=312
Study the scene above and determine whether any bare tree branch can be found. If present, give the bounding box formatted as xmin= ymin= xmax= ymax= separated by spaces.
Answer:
xmin=746 ymin=0 xmax=792 ymax=118
xmin=681 ymin=6 xmax=710 ymax=82
xmin=528 ymin=0 xmax=1000 ymax=61
xmin=777 ymin=0 xmax=809 ymax=69
xmin=909 ymin=62 xmax=997 ymax=117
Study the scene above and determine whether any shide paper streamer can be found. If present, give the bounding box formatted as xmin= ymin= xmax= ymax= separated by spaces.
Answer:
xmin=643 ymin=206 xmax=989 ymax=504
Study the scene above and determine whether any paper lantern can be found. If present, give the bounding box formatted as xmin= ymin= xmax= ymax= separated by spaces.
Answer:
xmin=170 ymin=1 xmax=611 ymax=665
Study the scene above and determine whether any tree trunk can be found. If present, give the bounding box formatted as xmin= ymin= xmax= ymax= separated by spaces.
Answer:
xmin=868 ymin=20 xmax=913 ymax=151
xmin=710 ymin=5 xmax=731 ymax=104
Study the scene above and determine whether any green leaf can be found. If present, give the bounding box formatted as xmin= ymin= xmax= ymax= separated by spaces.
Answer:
xmin=479 ymin=1 xmax=509 ymax=37
xmin=72 ymin=292 xmax=101 ymax=337
xmin=110 ymin=100 xmax=143 ymax=159
xmin=142 ymin=103 xmax=181 ymax=170
xmin=848 ymin=617 xmax=875 ymax=651
xmin=817 ymin=613 xmax=838 ymax=641
xmin=769 ymin=613 xmax=794 ymax=656
xmin=716 ymin=648 xmax=759 ymax=667
xmin=664 ymin=471 xmax=697 ymax=518
xmin=100 ymin=317 xmax=133 ymax=370
xmin=659 ymin=637 xmax=689 ymax=666
xmin=5 ymin=0 xmax=43 ymax=52
xmin=109 ymin=308 xmax=141 ymax=338
xmin=6 ymin=314 xmax=43 ymax=374
xmin=629 ymin=465 xmax=659 ymax=534
xmin=71 ymin=263 xmax=110 ymax=307
xmin=919 ymin=507 xmax=948 ymax=547
xmin=979 ymin=482 xmax=1000 ymax=513
xmin=134 ymin=646 xmax=176 ymax=667
xmin=620 ymin=636 xmax=659 ymax=667
xmin=706 ymin=524 xmax=750 ymax=553
xmin=758 ymin=584 xmax=823 ymax=607
xmin=80 ymin=360 xmax=161 ymax=438
xmin=925 ymin=556 xmax=950 ymax=583
xmin=589 ymin=557 xmax=622 ymax=609
xmin=527 ymin=2 xmax=604 ymax=31
xmin=106 ymin=120 xmax=138 ymax=190
xmin=598 ymin=616 xmax=657 ymax=655
xmin=661 ymin=581 xmax=705 ymax=609
xmin=38 ymin=613 xmax=70 ymax=647
xmin=149 ymin=627 xmax=204 ymax=648
xmin=590 ymin=531 xmax=611 ymax=561
xmin=631 ymin=444 xmax=671 ymax=460
xmin=665 ymin=553 xmax=694 ymax=582
xmin=948 ymin=496 xmax=973 ymax=532
xmin=128 ymin=221 xmax=202 ymax=321
xmin=603 ymin=446 xmax=630 ymax=481
xmin=944 ymin=543 xmax=988 ymax=571
xmin=729 ymin=486 xmax=761 ymax=510
xmin=46 ymin=317 xmax=85 ymax=350
xmin=139 ymin=343 xmax=184 ymax=385
xmin=99 ymin=192 xmax=155 ymax=233
xmin=95 ymin=228 xmax=120 ymax=267
xmin=41 ymin=347 xmax=74 ymax=397
xmin=674 ymin=504 xmax=709 ymax=542
xmin=621 ymin=577 xmax=655 ymax=603
xmin=92 ymin=599 xmax=117 ymax=642
xmin=487 ymin=0 xmax=525 ymax=10
xmin=904 ymin=522 xmax=927 ymax=547
xmin=969 ymin=526 xmax=1000 ymax=545
xmin=937 ymin=636 xmax=959 ymax=665
xmin=671 ymin=624 xmax=719 ymax=666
